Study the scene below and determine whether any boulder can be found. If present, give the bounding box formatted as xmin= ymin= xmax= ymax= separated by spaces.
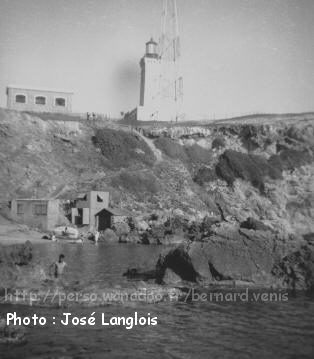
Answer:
xmin=100 ymin=229 xmax=118 ymax=242
xmin=123 ymin=268 xmax=157 ymax=281
xmin=271 ymin=245 xmax=314 ymax=291
xmin=2 ymin=241 xmax=32 ymax=267
xmin=0 ymin=242 xmax=48 ymax=291
xmin=0 ymin=317 xmax=27 ymax=344
xmin=240 ymin=217 xmax=272 ymax=231
xmin=162 ymin=268 xmax=183 ymax=285
xmin=156 ymin=224 xmax=285 ymax=287
xmin=156 ymin=245 xmax=199 ymax=284
xmin=0 ymin=241 xmax=32 ymax=267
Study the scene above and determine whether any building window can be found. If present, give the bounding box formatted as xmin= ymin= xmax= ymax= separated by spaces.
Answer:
xmin=97 ymin=195 xmax=103 ymax=203
xmin=33 ymin=204 xmax=47 ymax=216
xmin=35 ymin=96 xmax=46 ymax=105
xmin=15 ymin=94 xmax=26 ymax=103
xmin=55 ymin=98 xmax=66 ymax=106
xmin=17 ymin=203 xmax=24 ymax=215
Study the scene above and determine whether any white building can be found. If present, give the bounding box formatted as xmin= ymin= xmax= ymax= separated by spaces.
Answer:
xmin=6 ymin=85 xmax=73 ymax=113
xmin=124 ymin=37 xmax=183 ymax=123
xmin=137 ymin=38 xmax=161 ymax=121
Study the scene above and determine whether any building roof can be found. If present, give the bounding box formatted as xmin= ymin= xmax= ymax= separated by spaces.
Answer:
xmin=95 ymin=207 xmax=130 ymax=217
xmin=7 ymin=85 xmax=74 ymax=94
xmin=77 ymin=193 xmax=87 ymax=199
xmin=146 ymin=37 xmax=158 ymax=45
xmin=14 ymin=198 xmax=54 ymax=202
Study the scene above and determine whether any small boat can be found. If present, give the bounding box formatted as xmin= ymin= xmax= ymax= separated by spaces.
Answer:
xmin=53 ymin=226 xmax=79 ymax=240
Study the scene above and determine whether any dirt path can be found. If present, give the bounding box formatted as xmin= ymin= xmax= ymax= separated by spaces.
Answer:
xmin=133 ymin=129 xmax=163 ymax=163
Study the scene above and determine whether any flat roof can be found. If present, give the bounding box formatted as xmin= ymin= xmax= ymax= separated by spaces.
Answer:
xmin=7 ymin=85 xmax=74 ymax=94
xmin=14 ymin=198 xmax=56 ymax=201
xmin=95 ymin=207 xmax=130 ymax=217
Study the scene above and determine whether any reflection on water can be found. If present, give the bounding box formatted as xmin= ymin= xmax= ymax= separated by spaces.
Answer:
xmin=1 ymin=243 xmax=314 ymax=359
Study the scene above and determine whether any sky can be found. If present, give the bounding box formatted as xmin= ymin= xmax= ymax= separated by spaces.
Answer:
xmin=0 ymin=0 xmax=313 ymax=119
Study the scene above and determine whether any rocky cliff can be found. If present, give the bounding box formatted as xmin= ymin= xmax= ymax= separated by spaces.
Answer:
xmin=1 ymin=108 xmax=314 ymax=289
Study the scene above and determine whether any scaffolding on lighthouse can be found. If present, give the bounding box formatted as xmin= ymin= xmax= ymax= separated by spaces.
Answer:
xmin=158 ymin=0 xmax=184 ymax=122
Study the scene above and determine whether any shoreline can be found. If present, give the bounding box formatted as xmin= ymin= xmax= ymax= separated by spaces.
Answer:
xmin=0 ymin=227 xmax=47 ymax=246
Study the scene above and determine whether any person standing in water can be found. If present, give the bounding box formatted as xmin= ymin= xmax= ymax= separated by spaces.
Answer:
xmin=53 ymin=254 xmax=67 ymax=278
xmin=94 ymin=230 xmax=100 ymax=245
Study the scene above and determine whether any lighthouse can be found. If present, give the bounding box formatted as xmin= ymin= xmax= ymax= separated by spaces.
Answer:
xmin=138 ymin=38 xmax=161 ymax=121
xmin=124 ymin=0 xmax=183 ymax=123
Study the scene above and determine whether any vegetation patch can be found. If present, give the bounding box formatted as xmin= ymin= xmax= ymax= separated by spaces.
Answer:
xmin=94 ymin=129 xmax=155 ymax=168
xmin=193 ymin=167 xmax=218 ymax=185
xmin=215 ymin=150 xmax=282 ymax=192
xmin=155 ymin=137 xmax=212 ymax=170
xmin=185 ymin=144 xmax=212 ymax=168
xmin=269 ymin=149 xmax=313 ymax=172
xmin=212 ymin=137 xmax=226 ymax=150
xmin=154 ymin=137 xmax=188 ymax=162
xmin=111 ymin=170 xmax=160 ymax=198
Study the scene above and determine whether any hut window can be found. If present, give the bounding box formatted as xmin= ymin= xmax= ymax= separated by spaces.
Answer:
xmin=15 ymin=94 xmax=26 ymax=103
xmin=55 ymin=98 xmax=66 ymax=106
xmin=35 ymin=96 xmax=46 ymax=105
xmin=17 ymin=203 xmax=24 ymax=214
xmin=33 ymin=204 xmax=47 ymax=215
xmin=97 ymin=195 xmax=103 ymax=202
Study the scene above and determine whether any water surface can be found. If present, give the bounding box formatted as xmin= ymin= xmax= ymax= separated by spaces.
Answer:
xmin=1 ymin=242 xmax=314 ymax=359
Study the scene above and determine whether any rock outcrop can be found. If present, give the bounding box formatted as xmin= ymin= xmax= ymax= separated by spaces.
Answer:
xmin=272 ymin=245 xmax=314 ymax=291
xmin=0 ymin=241 xmax=46 ymax=290
xmin=0 ymin=317 xmax=27 ymax=345
xmin=155 ymin=221 xmax=314 ymax=291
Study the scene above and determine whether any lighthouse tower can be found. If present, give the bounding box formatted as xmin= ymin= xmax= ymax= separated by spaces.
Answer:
xmin=125 ymin=0 xmax=183 ymax=123
xmin=137 ymin=38 xmax=161 ymax=122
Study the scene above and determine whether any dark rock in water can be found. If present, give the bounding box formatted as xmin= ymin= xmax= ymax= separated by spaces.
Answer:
xmin=100 ymin=228 xmax=118 ymax=242
xmin=156 ymin=224 xmax=286 ymax=287
xmin=272 ymin=245 xmax=314 ymax=291
xmin=162 ymin=268 xmax=183 ymax=285
xmin=123 ymin=268 xmax=157 ymax=281
xmin=156 ymin=245 xmax=200 ymax=284
xmin=140 ymin=232 xmax=151 ymax=245
xmin=240 ymin=217 xmax=272 ymax=232
xmin=0 ymin=317 xmax=27 ymax=344
xmin=0 ymin=241 xmax=47 ymax=290
xmin=156 ymin=219 xmax=314 ymax=290
xmin=0 ymin=241 xmax=32 ymax=266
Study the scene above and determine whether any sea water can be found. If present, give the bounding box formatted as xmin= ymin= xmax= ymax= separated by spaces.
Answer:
xmin=0 ymin=243 xmax=313 ymax=359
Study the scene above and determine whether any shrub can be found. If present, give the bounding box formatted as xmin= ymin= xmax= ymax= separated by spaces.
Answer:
xmin=112 ymin=170 xmax=160 ymax=197
xmin=185 ymin=144 xmax=212 ymax=167
xmin=113 ymin=222 xmax=130 ymax=236
xmin=100 ymin=229 xmax=118 ymax=242
xmin=194 ymin=167 xmax=218 ymax=185
xmin=93 ymin=129 xmax=155 ymax=168
xmin=154 ymin=137 xmax=188 ymax=162
xmin=269 ymin=149 xmax=313 ymax=172
xmin=155 ymin=138 xmax=212 ymax=170
xmin=212 ymin=137 xmax=226 ymax=150
xmin=216 ymin=150 xmax=282 ymax=192
xmin=239 ymin=125 xmax=260 ymax=152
